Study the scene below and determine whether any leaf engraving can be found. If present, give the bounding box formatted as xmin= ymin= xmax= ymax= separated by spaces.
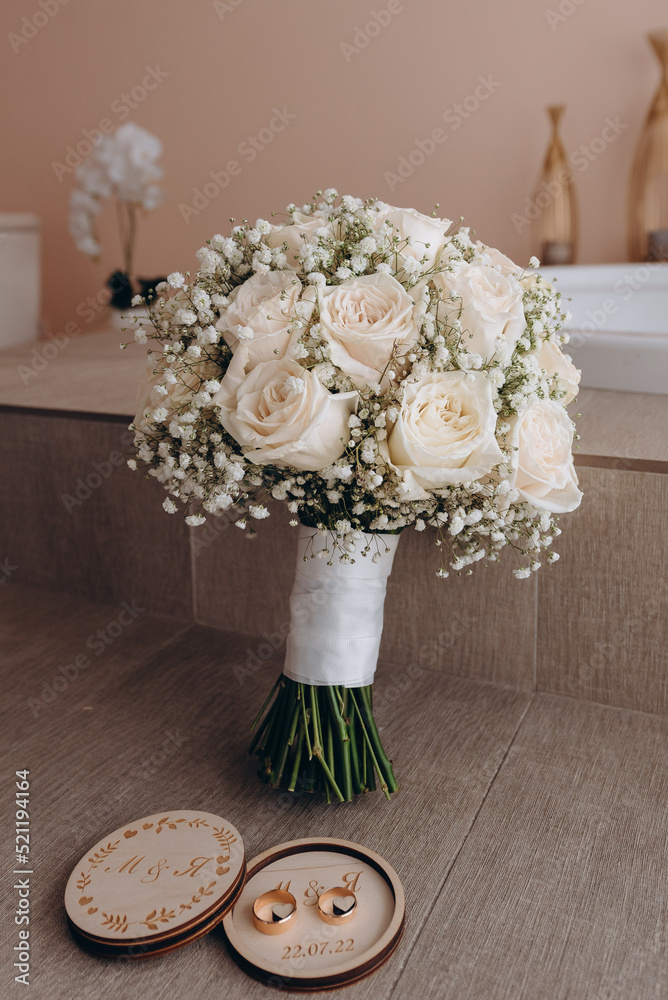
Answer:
xmin=138 ymin=906 xmax=175 ymax=931
xmin=155 ymin=816 xmax=188 ymax=834
xmin=101 ymin=912 xmax=130 ymax=933
xmin=76 ymin=872 xmax=91 ymax=892
xmin=178 ymin=880 xmax=217 ymax=914
xmin=211 ymin=827 xmax=237 ymax=853
xmin=87 ymin=841 xmax=120 ymax=871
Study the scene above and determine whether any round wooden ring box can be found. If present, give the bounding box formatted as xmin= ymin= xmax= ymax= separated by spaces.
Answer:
xmin=65 ymin=815 xmax=405 ymax=988
xmin=64 ymin=810 xmax=245 ymax=958
xmin=223 ymin=837 xmax=405 ymax=991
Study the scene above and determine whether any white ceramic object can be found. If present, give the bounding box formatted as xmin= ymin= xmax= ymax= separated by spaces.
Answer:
xmin=0 ymin=213 xmax=41 ymax=348
xmin=538 ymin=263 xmax=668 ymax=395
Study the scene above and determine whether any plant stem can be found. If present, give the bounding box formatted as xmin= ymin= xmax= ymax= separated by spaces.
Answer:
xmin=350 ymin=689 xmax=391 ymax=800
xmin=287 ymin=723 xmax=305 ymax=792
xmin=358 ymin=685 xmax=398 ymax=794
xmin=249 ymin=674 xmax=396 ymax=803
xmin=250 ymin=673 xmax=281 ymax=731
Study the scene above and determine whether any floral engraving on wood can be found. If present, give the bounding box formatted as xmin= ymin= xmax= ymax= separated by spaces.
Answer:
xmin=139 ymin=907 xmax=176 ymax=931
xmin=212 ymin=827 xmax=237 ymax=852
xmin=178 ymin=880 xmax=217 ymax=914
xmin=155 ymin=816 xmax=187 ymax=834
xmin=87 ymin=841 xmax=120 ymax=871
xmin=76 ymin=872 xmax=91 ymax=892
xmin=101 ymin=913 xmax=130 ymax=934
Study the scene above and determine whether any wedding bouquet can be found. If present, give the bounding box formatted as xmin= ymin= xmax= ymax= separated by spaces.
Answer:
xmin=127 ymin=190 xmax=582 ymax=802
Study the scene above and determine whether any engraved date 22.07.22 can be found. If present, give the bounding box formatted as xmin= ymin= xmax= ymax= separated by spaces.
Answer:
xmin=282 ymin=939 xmax=354 ymax=960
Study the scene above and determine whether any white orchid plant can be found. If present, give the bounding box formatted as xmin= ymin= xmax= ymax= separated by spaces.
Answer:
xmin=69 ymin=122 xmax=165 ymax=310
xmin=126 ymin=189 xmax=582 ymax=802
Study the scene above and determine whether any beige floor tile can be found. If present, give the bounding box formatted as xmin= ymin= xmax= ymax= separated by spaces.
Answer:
xmin=394 ymin=694 xmax=668 ymax=1000
xmin=538 ymin=467 xmax=668 ymax=715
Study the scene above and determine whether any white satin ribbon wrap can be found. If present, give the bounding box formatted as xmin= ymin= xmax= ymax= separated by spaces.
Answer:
xmin=283 ymin=526 xmax=400 ymax=688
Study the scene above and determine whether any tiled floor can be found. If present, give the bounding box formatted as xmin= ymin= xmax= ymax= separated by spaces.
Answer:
xmin=3 ymin=582 xmax=667 ymax=1000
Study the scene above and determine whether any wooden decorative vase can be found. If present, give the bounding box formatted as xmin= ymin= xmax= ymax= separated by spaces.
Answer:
xmin=628 ymin=30 xmax=668 ymax=262
xmin=530 ymin=105 xmax=578 ymax=266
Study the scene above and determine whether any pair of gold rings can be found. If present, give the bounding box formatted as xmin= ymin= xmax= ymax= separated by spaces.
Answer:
xmin=251 ymin=887 xmax=357 ymax=935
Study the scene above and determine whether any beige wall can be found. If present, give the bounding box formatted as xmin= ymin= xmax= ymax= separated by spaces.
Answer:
xmin=2 ymin=0 xmax=666 ymax=337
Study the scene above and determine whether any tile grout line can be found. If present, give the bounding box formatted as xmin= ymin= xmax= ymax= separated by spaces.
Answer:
xmin=385 ymin=691 xmax=536 ymax=1000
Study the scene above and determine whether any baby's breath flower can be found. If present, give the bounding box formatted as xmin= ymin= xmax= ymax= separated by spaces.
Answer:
xmin=185 ymin=513 xmax=206 ymax=526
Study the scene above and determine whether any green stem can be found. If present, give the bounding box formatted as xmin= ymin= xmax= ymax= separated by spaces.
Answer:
xmin=287 ymin=696 xmax=301 ymax=747
xmin=350 ymin=689 xmax=391 ymax=800
xmin=265 ymin=682 xmax=291 ymax=777
xmin=358 ymin=686 xmax=398 ymax=794
xmin=348 ymin=695 xmax=363 ymax=794
xmin=248 ymin=709 xmax=271 ymax=756
xmin=300 ymin=683 xmax=313 ymax=760
xmin=249 ymin=675 xmax=396 ymax=803
xmin=310 ymin=687 xmax=344 ymax=802
xmin=288 ymin=723 xmax=305 ymax=792
xmin=273 ymin=692 xmax=300 ymax=786
xmin=250 ymin=673 xmax=281 ymax=731
xmin=327 ymin=686 xmax=352 ymax=801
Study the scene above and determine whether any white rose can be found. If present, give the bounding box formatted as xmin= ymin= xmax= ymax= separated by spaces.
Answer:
xmin=433 ymin=264 xmax=526 ymax=362
xmin=317 ymin=273 xmax=420 ymax=388
xmin=212 ymin=351 xmax=356 ymax=471
xmin=385 ymin=371 xmax=504 ymax=496
xmin=265 ymin=212 xmax=334 ymax=268
xmin=473 ymin=241 xmax=521 ymax=276
xmin=506 ymin=400 xmax=582 ymax=513
xmin=537 ymin=339 xmax=581 ymax=404
xmin=215 ymin=270 xmax=310 ymax=365
xmin=374 ymin=205 xmax=451 ymax=271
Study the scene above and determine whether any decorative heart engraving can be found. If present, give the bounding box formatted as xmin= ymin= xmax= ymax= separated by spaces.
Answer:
xmin=79 ymin=896 xmax=93 ymax=906
xmin=331 ymin=895 xmax=354 ymax=916
xmin=216 ymin=866 xmax=229 ymax=875
xmin=142 ymin=823 xmax=153 ymax=830
xmin=87 ymin=907 xmax=98 ymax=915
xmin=124 ymin=830 xmax=137 ymax=839
xmin=272 ymin=903 xmax=294 ymax=922
xmin=216 ymin=855 xmax=229 ymax=864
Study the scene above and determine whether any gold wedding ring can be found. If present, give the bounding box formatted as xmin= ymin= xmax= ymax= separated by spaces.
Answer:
xmin=316 ymin=887 xmax=357 ymax=925
xmin=251 ymin=890 xmax=298 ymax=935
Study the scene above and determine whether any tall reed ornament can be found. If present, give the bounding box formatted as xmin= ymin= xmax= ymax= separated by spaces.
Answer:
xmin=628 ymin=30 xmax=668 ymax=262
xmin=530 ymin=105 xmax=578 ymax=266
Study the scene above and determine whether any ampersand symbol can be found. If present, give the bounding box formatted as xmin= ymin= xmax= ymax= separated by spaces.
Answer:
xmin=303 ymin=879 xmax=324 ymax=906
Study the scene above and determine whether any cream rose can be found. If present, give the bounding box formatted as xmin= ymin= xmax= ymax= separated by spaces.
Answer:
xmin=215 ymin=270 xmax=309 ymax=365
xmin=433 ymin=264 xmax=526 ymax=362
xmin=506 ymin=400 xmax=582 ymax=513
xmin=374 ymin=206 xmax=451 ymax=271
xmin=537 ymin=339 xmax=581 ymax=404
xmin=265 ymin=212 xmax=334 ymax=268
xmin=212 ymin=351 xmax=356 ymax=471
xmin=385 ymin=371 xmax=504 ymax=496
xmin=317 ymin=273 xmax=419 ymax=388
xmin=473 ymin=241 xmax=521 ymax=276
